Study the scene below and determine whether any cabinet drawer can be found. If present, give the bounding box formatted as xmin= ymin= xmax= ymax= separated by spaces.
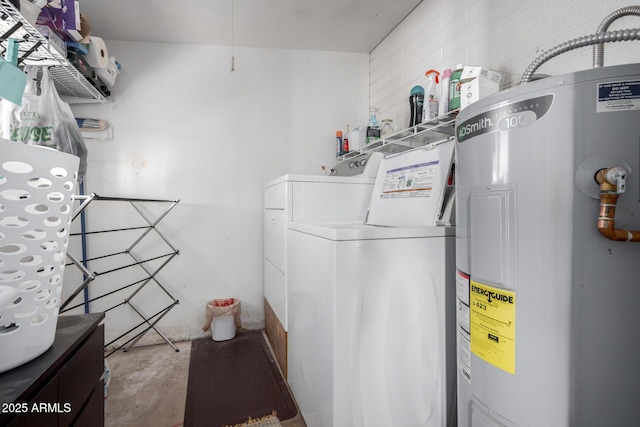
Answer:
xmin=71 ymin=382 xmax=104 ymax=427
xmin=264 ymin=183 xmax=286 ymax=209
xmin=58 ymin=325 xmax=104 ymax=427
xmin=264 ymin=209 xmax=286 ymax=271
xmin=264 ymin=259 xmax=287 ymax=330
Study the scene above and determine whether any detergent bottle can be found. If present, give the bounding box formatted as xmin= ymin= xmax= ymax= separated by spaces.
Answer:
xmin=422 ymin=69 xmax=440 ymax=123
xmin=449 ymin=64 xmax=464 ymax=111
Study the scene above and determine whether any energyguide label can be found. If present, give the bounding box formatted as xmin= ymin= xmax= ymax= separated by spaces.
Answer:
xmin=470 ymin=280 xmax=516 ymax=374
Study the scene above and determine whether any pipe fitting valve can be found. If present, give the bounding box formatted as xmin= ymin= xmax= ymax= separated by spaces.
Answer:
xmin=595 ymin=166 xmax=627 ymax=193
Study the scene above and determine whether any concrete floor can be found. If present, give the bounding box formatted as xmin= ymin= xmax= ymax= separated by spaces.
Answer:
xmin=104 ymin=333 xmax=306 ymax=427
xmin=105 ymin=340 xmax=190 ymax=427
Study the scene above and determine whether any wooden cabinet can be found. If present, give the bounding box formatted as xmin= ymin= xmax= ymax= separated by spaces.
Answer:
xmin=0 ymin=313 xmax=105 ymax=427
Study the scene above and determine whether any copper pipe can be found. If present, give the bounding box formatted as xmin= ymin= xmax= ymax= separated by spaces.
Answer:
xmin=595 ymin=168 xmax=640 ymax=242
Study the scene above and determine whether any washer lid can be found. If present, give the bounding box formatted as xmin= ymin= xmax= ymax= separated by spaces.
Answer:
xmin=365 ymin=139 xmax=455 ymax=227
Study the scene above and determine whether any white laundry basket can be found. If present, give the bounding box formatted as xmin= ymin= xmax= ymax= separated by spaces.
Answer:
xmin=0 ymin=139 xmax=79 ymax=373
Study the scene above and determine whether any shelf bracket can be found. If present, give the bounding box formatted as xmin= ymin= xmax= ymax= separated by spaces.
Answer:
xmin=17 ymin=39 xmax=41 ymax=65
xmin=0 ymin=20 xmax=21 ymax=40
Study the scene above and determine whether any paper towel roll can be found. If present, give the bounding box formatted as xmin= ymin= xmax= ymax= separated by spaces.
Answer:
xmin=83 ymin=36 xmax=108 ymax=69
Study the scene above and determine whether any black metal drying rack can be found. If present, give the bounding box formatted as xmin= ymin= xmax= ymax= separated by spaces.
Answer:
xmin=61 ymin=193 xmax=180 ymax=357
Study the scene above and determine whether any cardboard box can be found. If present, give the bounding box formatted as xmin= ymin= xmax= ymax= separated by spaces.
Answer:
xmin=459 ymin=66 xmax=503 ymax=110
xmin=36 ymin=0 xmax=82 ymax=41
xmin=58 ymin=0 xmax=81 ymax=31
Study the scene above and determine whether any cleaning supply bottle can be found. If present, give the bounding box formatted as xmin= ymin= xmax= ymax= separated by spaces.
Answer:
xmin=409 ymin=85 xmax=424 ymax=127
xmin=366 ymin=108 xmax=381 ymax=144
xmin=438 ymin=68 xmax=452 ymax=117
xmin=449 ymin=64 xmax=464 ymax=111
xmin=422 ymin=69 xmax=440 ymax=123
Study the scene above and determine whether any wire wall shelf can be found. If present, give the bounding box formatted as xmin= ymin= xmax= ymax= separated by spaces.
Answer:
xmin=337 ymin=109 xmax=459 ymax=163
xmin=0 ymin=0 xmax=107 ymax=103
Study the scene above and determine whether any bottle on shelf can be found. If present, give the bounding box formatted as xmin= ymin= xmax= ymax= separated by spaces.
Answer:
xmin=336 ymin=131 xmax=343 ymax=157
xmin=409 ymin=85 xmax=424 ymax=127
xmin=380 ymin=119 xmax=396 ymax=138
xmin=366 ymin=108 xmax=381 ymax=145
xmin=438 ymin=68 xmax=452 ymax=117
xmin=449 ymin=64 xmax=464 ymax=111
xmin=422 ymin=69 xmax=440 ymax=123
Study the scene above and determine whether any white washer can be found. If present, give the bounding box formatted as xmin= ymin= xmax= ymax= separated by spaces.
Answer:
xmin=286 ymin=143 xmax=458 ymax=427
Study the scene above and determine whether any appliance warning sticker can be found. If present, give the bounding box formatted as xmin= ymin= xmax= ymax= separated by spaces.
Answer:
xmin=457 ymin=270 xmax=472 ymax=383
xmin=597 ymin=80 xmax=640 ymax=112
xmin=380 ymin=161 xmax=438 ymax=198
xmin=470 ymin=280 xmax=516 ymax=375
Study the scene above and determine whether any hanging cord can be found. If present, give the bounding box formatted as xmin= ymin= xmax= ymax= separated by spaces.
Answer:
xmin=230 ymin=0 xmax=235 ymax=72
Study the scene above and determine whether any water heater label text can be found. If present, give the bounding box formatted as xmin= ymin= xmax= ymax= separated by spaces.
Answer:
xmin=471 ymin=284 xmax=514 ymax=304
xmin=457 ymin=94 xmax=554 ymax=142
xmin=469 ymin=280 xmax=516 ymax=374
xmin=597 ymin=80 xmax=640 ymax=113
xmin=458 ymin=117 xmax=493 ymax=140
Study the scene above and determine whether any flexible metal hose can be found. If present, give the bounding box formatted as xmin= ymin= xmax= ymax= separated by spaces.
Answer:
xmin=521 ymin=28 xmax=640 ymax=84
xmin=593 ymin=6 xmax=640 ymax=68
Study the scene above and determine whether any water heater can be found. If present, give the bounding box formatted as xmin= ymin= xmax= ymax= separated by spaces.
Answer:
xmin=455 ymin=63 xmax=640 ymax=426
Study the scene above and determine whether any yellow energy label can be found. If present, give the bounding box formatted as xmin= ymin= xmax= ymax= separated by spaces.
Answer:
xmin=470 ymin=280 xmax=516 ymax=374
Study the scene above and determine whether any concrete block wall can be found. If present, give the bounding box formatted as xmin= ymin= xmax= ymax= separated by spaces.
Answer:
xmin=371 ymin=0 xmax=640 ymax=129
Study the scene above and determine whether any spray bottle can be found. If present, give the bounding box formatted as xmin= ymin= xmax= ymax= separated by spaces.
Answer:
xmin=438 ymin=68 xmax=452 ymax=117
xmin=449 ymin=64 xmax=464 ymax=111
xmin=422 ymin=69 xmax=440 ymax=123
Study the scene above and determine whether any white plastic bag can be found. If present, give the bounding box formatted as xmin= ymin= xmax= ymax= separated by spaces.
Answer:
xmin=0 ymin=66 xmax=88 ymax=180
